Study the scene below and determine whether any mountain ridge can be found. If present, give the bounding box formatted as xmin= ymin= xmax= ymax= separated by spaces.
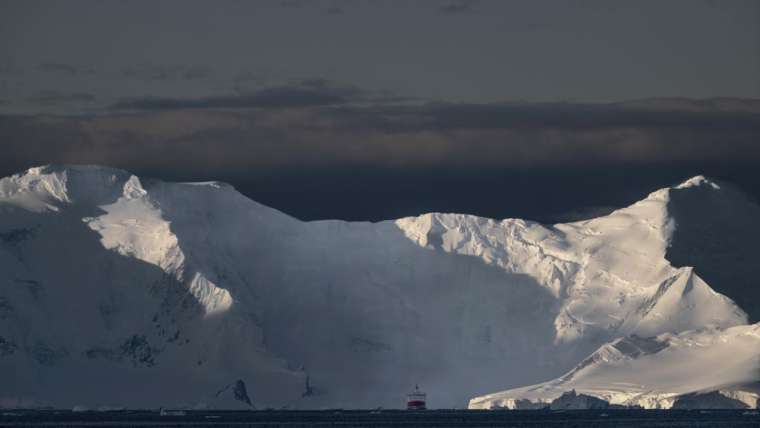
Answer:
xmin=0 ymin=165 xmax=756 ymax=409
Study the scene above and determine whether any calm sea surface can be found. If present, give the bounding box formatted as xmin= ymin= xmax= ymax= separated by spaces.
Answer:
xmin=1 ymin=409 xmax=759 ymax=427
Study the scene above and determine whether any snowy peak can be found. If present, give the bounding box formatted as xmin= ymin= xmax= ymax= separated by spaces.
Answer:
xmin=0 ymin=165 xmax=142 ymax=210
xmin=1 ymin=165 xmax=257 ymax=213
xmin=675 ymin=175 xmax=721 ymax=190
xmin=610 ymin=175 xmax=724 ymax=227
xmin=122 ymin=175 xmax=147 ymax=199
xmin=397 ymin=176 xmax=748 ymax=344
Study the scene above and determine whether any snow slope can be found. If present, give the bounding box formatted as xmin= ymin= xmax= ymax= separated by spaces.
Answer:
xmin=468 ymin=323 xmax=760 ymax=409
xmin=0 ymin=165 xmax=756 ymax=408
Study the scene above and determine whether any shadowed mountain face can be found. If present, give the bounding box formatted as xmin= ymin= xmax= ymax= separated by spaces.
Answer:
xmin=0 ymin=166 xmax=567 ymax=408
xmin=665 ymin=179 xmax=760 ymax=322
xmin=0 ymin=166 xmax=757 ymax=409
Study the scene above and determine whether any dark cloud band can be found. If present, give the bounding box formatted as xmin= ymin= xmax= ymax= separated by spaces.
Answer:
xmin=2 ymin=96 xmax=760 ymax=222
xmin=110 ymin=79 xmax=368 ymax=111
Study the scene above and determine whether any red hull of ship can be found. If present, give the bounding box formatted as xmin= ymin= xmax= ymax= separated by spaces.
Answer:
xmin=407 ymin=400 xmax=426 ymax=410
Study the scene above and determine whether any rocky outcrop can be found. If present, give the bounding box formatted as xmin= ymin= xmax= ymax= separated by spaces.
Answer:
xmin=549 ymin=390 xmax=609 ymax=410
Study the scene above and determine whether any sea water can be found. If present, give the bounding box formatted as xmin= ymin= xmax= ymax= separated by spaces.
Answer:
xmin=1 ymin=409 xmax=759 ymax=427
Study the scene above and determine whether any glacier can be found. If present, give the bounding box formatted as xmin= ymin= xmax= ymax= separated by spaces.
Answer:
xmin=469 ymin=323 xmax=760 ymax=409
xmin=0 ymin=165 xmax=757 ymax=409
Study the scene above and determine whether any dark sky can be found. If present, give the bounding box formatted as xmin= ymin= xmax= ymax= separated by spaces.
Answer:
xmin=1 ymin=0 xmax=759 ymax=222
xmin=2 ymin=0 xmax=759 ymax=113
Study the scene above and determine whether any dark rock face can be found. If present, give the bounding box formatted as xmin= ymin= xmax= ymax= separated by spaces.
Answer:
xmin=0 ymin=297 xmax=12 ymax=320
xmin=83 ymin=347 xmax=118 ymax=361
xmin=511 ymin=398 xmax=549 ymax=410
xmin=30 ymin=342 xmax=68 ymax=366
xmin=0 ymin=227 xmax=36 ymax=245
xmin=233 ymin=379 xmax=253 ymax=407
xmin=612 ymin=335 xmax=669 ymax=358
xmin=672 ymin=391 xmax=750 ymax=409
xmin=119 ymin=335 xmax=157 ymax=367
xmin=0 ymin=336 xmax=17 ymax=356
xmin=549 ymin=390 xmax=609 ymax=410
xmin=83 ymin=335 xmax=159 ymax=367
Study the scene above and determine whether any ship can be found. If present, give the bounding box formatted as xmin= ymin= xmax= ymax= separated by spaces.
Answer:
xmin=406 ymin=384 xmax=427 ymax=410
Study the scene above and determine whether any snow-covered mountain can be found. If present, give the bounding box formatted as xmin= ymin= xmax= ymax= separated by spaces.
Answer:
xmin=0 ymin=165 xmax=756 ymax=409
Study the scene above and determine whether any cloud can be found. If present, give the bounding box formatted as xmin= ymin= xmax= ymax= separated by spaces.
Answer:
xmin=278 ymin=0 xmax=308 ymax=8
xmin=233 ymin=70 xmax=271 ymax=85
xmin=0 ymin=64 xmax=19 ymax=75
xmin=37 ymin=62 xmax=94 ymax=76
xmin=324 ymin=100 xmax=760 ymax=132
xmin=120 ymin=64 xmax=213 ymax=82
xmin=616 ymin=97 xmax=760 ymax=114
xmin=27 ymin=92 xmax=96 ymax=105
xmin=276 ymin=0 xmax=345 ymax=15
xmin=110 ymin=79 xmax=396 ymax=111
xmin=438 ymin=0 xmax=475 ymax=14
